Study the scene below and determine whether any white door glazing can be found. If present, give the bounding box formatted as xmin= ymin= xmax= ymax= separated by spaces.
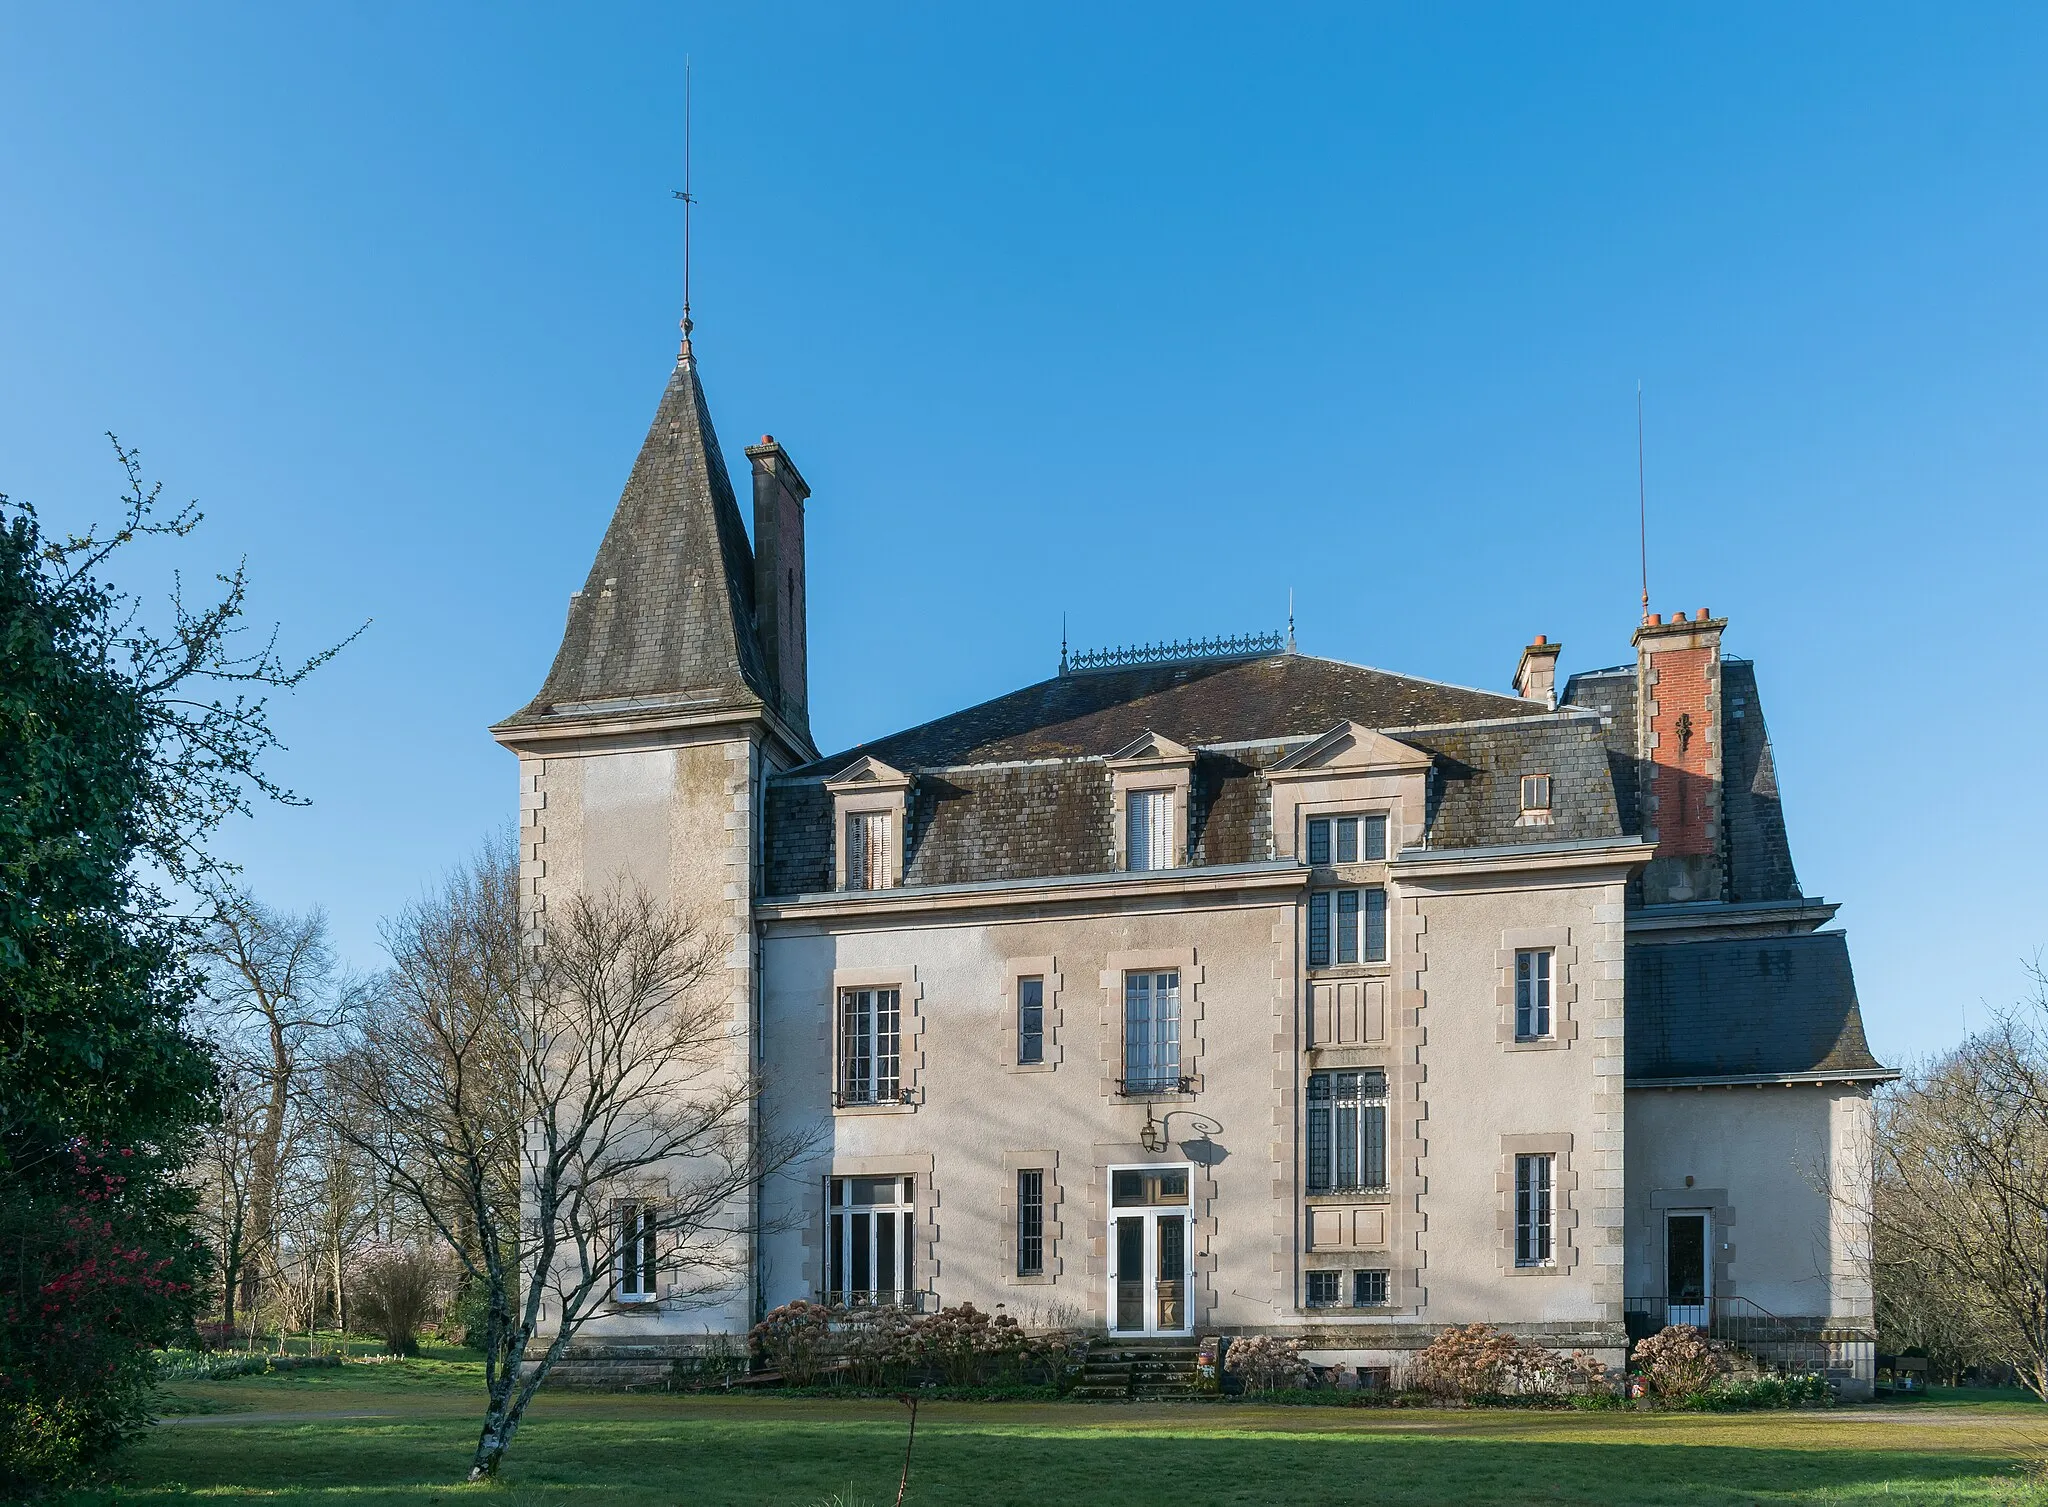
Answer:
xmin=1108 ymin=1165 xmax=1193 ymax=1336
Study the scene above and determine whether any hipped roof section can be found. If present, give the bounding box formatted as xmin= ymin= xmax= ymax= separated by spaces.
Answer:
xmin=497 ymin=353 xmax=771 ymax=730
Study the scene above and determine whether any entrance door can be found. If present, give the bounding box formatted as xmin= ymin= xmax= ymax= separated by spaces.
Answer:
xmin=1109 ymin=1166 xmax=1193 ymax=1336
xmin=1665 ymin=1211 xmax=1710 ymax=1328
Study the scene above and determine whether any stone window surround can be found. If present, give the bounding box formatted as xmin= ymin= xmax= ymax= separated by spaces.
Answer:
xmin=600 ymin=1181 xmax=671 ymax=1312
xmin=1649 ymin=1186 xmax=1736 ymax=1303
xmin=828 ymin=965 xmax=925 ymax=1116
xmin=1085 ymin=1143 xmax=1220 ymax=1329
xmin=1098 ymin=947 xmax=1204 ymax=1100
xmin=1105 ymin=734 xmax=1195 ymax=871
xmin=802 ymin=1152 xmax=939 ymax=1302
xmin=1001 ymin=956 xmax=1062 ymax=1072
xmin=1495 ymin=926 xmax=1581 ymax=1052
xmin=1001 ymin=1150 xmax=1064 ymax=1286
xmin=1497 ymin=1132 xmax=1580 ymax=1277
xmin=824 ymin=759 xmax=911 ymax=891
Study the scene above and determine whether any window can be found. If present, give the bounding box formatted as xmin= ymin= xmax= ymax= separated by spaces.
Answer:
xmin=614 ymin=1202 xmax=658 ymax=1302
xmin=1126 ymin=790 xmax=1176 ymax=871
xmin=845 ymin=811 xmax=892 ymax=890
xmin=1120 ymin=971 xmax=1183 ymax=1094
xmin=838 ymin=988 xmax=902 ymax=1105
xmin=1018 ymin=977 xmax=1045 ymax=1065
xmin=1016 ymin=1169 xmax=1045 ymax=1277
xmin=1515 ymin=1153 xmax=1554 ymax=1267
xmin=828 ymin=1175 xmax=916 ymax=1305
xmin=1357 ymin=1364 xmax=1393 ymax=1391
xmin=1306 ymin=1270 xmax=1342 ymax=1308
xmin=1515 ymin=950 xmax=1552 ymax=1040
xmin=1306 ymin=1069 xmax=1388 ymax=1193
xmin=1307 ymin=888 xmax=1388 ymax=968
xmin=1353 ymin=1269 xmax=1390 ymax=1307
xmin=1521 ymin=773 xmax=1552 ymax=812
xmin=1306 ymin=814 xmax=1388 ymax=866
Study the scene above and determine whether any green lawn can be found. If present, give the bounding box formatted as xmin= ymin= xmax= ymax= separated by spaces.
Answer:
xmin=68 ymin=1357 xmax=2048 ymax=1506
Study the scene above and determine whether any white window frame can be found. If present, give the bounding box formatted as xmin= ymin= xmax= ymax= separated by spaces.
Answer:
xmin=1514 ymin=948 xmax=1553 ymax=1040
xmin=1016 ymin=1168 xmax=1046 ymax=1278
xmin=1125 ymin=788 xmax=1177 ymax=872
xmin=1515 ymin=1153 xmax=1555 ymax=1268
xmin=826 ymin=1174 xmax=917 ymax=1307
xmin=1520 ymin=773 xmax=1552 ymax=812
xmin=1305 ymin=812 xmax=1388 ymax=867
xmin=613 ymin=1201 xmax=659 ymax=1303
xmin=838 ymin=987 xmax=903 ymax=1106
xmin=1018 ymin=975 xmax=1045 ymax=1065
xmin=1120 ymin=970 xmax=1183 ymax=1095
xmin=1307 ymin=886 xmax=1388 ymax=968
xmin=1306 ymin=1068 xmax=1388 ymax=1193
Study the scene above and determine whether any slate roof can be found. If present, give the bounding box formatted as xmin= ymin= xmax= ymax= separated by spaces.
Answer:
xmin=1625 ymin=932 xmax=1887 ymax=1081
xmin=497 ymin=351 xmax=771 ymax=730
xmin=800 ymin=653 xmax=1548 ymax=772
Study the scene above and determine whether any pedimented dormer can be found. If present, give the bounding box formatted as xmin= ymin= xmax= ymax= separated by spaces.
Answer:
xmin=825 ymin=755 xmax=912 ymax=891
xmin=1105 ymin=731 xmax=1195 ymax=872
xmin=1268 ymin=721 xmax=1433 ymax=863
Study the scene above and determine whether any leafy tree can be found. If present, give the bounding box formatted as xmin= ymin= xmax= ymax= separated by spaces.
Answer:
xmin=0 ymin=441 xmax=353 ymax=1487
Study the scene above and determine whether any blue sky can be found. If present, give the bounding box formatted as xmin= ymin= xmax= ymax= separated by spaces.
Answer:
xmin=3 ymin=5 xmax=2043 ymax=1064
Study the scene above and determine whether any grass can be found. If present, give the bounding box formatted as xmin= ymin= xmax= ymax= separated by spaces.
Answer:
xmin=66 ymin=1357 xmax=2048 ymax=1506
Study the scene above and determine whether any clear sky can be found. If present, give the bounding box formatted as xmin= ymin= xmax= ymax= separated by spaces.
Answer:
xmin=4 ymin=5 xmax=2043 ymax=1066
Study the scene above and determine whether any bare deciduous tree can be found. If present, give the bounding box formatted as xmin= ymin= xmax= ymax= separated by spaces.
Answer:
xmin=1872 ymin=962 xmax=2048 ymax=1398
xmin=328 ymin=838 xmax=804 ymax=1480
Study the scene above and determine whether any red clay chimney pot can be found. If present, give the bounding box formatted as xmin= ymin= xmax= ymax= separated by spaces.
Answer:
xmin=1534 ymin=634 xmax=1547 ymax=645
xmin=1695 ymin=607 xmax=1710 ymax=622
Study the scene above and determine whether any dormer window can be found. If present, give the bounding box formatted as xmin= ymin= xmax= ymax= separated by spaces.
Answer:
xmin=1521 ymin=774 xmax=1552 ymax=813
xmin=825 ymin=756 xmax=912 ymax=892
xmin=1307 ymin=814 xmax=1388 ymax=866
xmin=845 ymin=812 xmax=892 ymax=891
xmin=1126 ymin=790 xmax=1175 ymax=872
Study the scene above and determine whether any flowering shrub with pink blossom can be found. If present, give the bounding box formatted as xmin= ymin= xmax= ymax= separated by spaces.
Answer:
xmin=1411 ymin=1324 xmax=1615 ymax=1401
xmin=1629 ymin=1325 xmax=1728 ymax=1403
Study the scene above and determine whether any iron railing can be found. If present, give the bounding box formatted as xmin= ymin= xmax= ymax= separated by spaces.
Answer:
xmin=1064 ymin=631 xmax=1285 ymax=674
xmin=1116 ymin=1074 xmax=1195 ymax=1097
xmin=1624 ymin=1295 xmax=1841 ymax=1378
xmin=818 ymin=1288 xmax=935 ymax=1313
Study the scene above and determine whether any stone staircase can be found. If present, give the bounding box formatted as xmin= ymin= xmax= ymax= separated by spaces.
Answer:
xmin=535 ymin=1342 xmax=677 ymax=1390
xmin=1070 ymin=1338 xmax=1203 ymax=1401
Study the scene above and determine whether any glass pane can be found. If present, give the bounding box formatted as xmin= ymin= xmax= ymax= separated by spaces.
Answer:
xmin=1336 ymin=1105 xmax=1358 ymax=1189
xmin=901 ymin=1211 xmax=915 ymax=1296
xmin=1363 ymin=888 xmax=1388 ymax=962
xmin=1363 ymin=815 xmax=1388 ymax=861
xmin=1156 ymin=1217 xmax=1186 ymax=1330
xmin=1308 ymin=892 xmax=1331 ymax=968
xmin=1336 ymin=817 xmax=1358 ymax=863
xmin=1116 ymin=1218 xmax=1145 ymax=1330
xmin=1155 ymin=1168 xmax=1188 ymax=1203
xmin=850 ymin=1176 xmax=898 ymax=1206
xmin=877 ymin=1208 xmax=897 ymax=1300
xmin=851 ymin=1211 xmax=872 ymax=1295
xmin=1154 ymin=973 xmax=1181 ymax=1080
xmin=1336 ymin=890 xmax=1359 ymax=964
xmin=1112 ymin=1170 xmax=1145 ymax=1206
xmin=1667 ymin=1215 xmax=1706 ymax=1304
xmin=829 ymin=1177 xmax=845 ymax=1206
xmin=1307 ymin=818 xmax=1331 ymax=865
xmin=1307 ymin=1102 xmax=1331 ymax=1192
xmin=1364 ymin=1104 xmax=1386 ymax=1188
xmin=830 ymin=1212 xmax=845 ymax=1297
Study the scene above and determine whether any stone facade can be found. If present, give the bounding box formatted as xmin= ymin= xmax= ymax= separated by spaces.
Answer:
xmin=493 ymin=342 xmax=1895 ymax=1394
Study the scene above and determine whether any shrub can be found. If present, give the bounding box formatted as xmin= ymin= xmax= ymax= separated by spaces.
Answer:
xmin=751 ymin=1301 xmax=837 ymax=1386
xmin=1411 ymin=1324 xmax=1615 ymax=1401
xmin=1630 ymin=1325 xmax=1728 ymax=1403
xmin=1224 ymin=1335 xmax=1306 ymax=1394
xmin=347 ymin=1245 xmax=446 ymax=1357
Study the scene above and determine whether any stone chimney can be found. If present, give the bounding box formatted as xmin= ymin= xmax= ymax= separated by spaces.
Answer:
xmin=1633 ymin=608 xmax=1727 ymax=905
xmin=1513 ymin=635 xmax=1561 ymax=708
xmin=744 ymin=435 xmax=811 ymax=731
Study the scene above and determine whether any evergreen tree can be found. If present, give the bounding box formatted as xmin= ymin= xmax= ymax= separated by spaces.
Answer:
xmin=0 ymin=442 xmax=352 ymax=1487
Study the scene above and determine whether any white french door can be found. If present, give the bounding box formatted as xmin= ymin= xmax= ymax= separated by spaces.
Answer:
xmin=1665 ymin=1210 xmax=1710 ymax=1328
xmin=1108 ymin=1165 xmax=1193 ymax=1336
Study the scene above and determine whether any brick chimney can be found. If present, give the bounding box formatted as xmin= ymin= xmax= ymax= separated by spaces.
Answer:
xmin=1633 ymin=608 xmax=1727 ymax=904
xmin=1513 ymin=635 xmax=1561 ymax=708
xmin=744 ymin=435 xmax=811 ymax=732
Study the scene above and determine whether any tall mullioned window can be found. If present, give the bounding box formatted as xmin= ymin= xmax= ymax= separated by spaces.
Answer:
xmin=1515 ymin=950 xmax=1553 ymax=1039
xmin=1515 ymin=1153 xmax=1555 ymax=1267
xmin=1121 ymin=971 xmax=1182 ymax=1094
xmin=1307 ymin=888 xmax=1388 ymax=968
xmin=828 ymin=1175 xmax=916 ymax=1305
xmin=1016 ymin=1169 xmax=1045 ymax=1277
xmin=1018 ymin=976 xmax=1045 ymax=1065
xmin=1306 ymin=1069 xmax=1388 ymax=1193
xmin=1307 ymin=814 xmax=1388 ymax=866
xmin=613 ymin=1202 xmax=658 ymax=1302
xmin=838 ymin=988 xmax=902 ymax=1105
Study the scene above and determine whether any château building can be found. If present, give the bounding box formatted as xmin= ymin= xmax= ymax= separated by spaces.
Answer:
xmin=492 ymin=331 xmax=1893 ymax=1393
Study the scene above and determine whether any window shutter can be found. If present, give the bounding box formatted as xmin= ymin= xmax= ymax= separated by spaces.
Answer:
xmin=1150 ymin=791 xmax=1175 ymax=869
xmin=1126 ymin=793 xmax=1151 ymax=872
